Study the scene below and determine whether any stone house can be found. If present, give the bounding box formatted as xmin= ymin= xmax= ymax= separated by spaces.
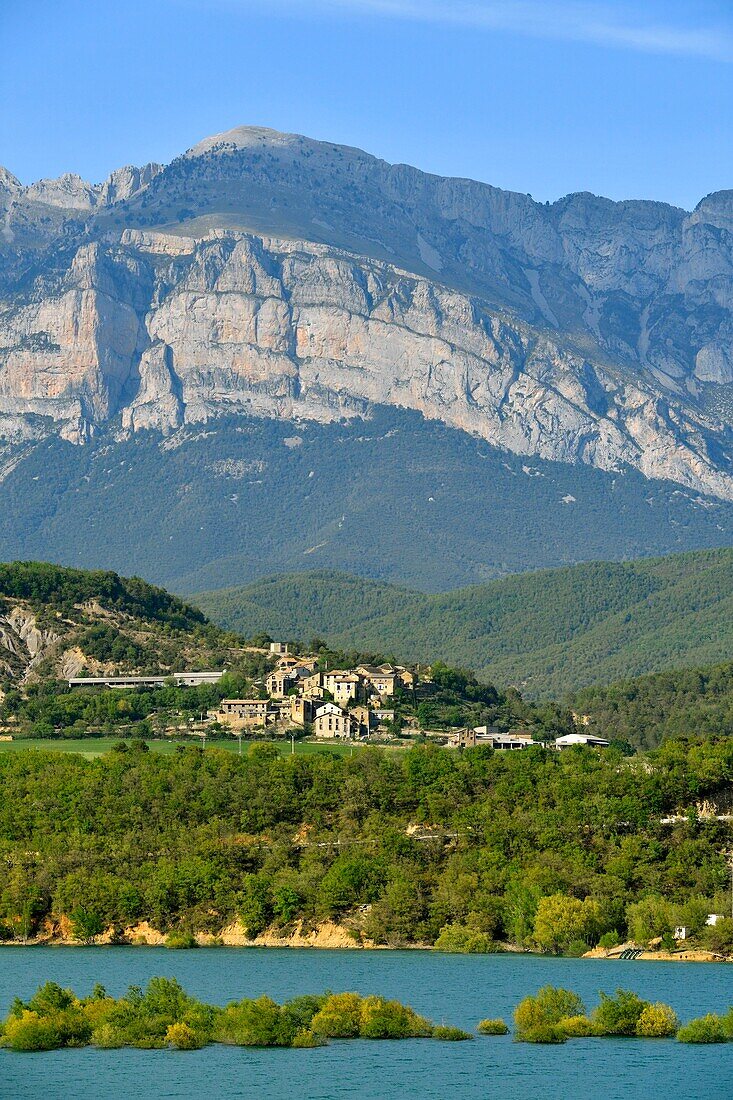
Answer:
xmin=356 ymin=665 xmax=396 ymax=698
xmin=301 ymin=671 xmax=326 ymax=698
xmin=212 ymin=698 xmax=271 ymax=729
xmin=314 ymin=702 xmax=358 ymax=740
xmin=290 ymin=695 xmax=319 ymax=726
xmin=323 ymin=671 xmax=363 ymax=705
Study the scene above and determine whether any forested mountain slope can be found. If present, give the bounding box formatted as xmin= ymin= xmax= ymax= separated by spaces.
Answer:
xmin=571 ymin=661 xmax=733 ymax=754
xmin=195 ymin=548 xmax=733 ymax=696
xmin=2 ymin=410 xmax=731 ymax=593
xmin=0 ymin=737 xmax=731 ymax=951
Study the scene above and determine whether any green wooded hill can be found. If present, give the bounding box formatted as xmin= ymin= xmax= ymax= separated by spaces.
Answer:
xmin=0 ymin=561 xmax=235 ymax=684
xmin=194 ymin=547 xmax=733 ymax=696
xmin=571 ymin=661 xmax=733 ymax=753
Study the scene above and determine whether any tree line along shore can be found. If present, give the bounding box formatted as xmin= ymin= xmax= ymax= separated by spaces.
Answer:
xmin=1 ymin=737 xmax=732 ymax=958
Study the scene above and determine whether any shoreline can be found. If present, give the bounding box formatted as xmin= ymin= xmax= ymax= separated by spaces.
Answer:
xmin=2 ymin=923 xmax=730 ymax=962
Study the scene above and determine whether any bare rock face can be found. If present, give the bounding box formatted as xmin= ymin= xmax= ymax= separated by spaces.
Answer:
xmin=0 ymin=605 xmax=60 ymax=680
xmin=1 ymin=127 xmax=733 ymax=500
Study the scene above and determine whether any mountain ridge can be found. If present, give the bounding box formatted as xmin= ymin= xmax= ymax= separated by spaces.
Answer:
xmin=2 ymin=127 xmax=733 ymax=587
xmin=1 ymin=124 xmax=733 ymax=501
xmin=193 ymin=547 xmax=733 ymax=696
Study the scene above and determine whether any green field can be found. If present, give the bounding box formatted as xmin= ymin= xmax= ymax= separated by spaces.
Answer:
xmin=0 ymin=736 xmax=397 ymax=759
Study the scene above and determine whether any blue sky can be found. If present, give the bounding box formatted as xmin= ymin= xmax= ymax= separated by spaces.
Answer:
xmin=1 ymin=0 xmax=731 ymax=208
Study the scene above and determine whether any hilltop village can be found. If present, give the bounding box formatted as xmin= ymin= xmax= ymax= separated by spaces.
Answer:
xmin=144 ymin=642 xmax=608 ymax=751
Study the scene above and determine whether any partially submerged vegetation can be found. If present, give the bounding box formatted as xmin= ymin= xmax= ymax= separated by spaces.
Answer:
xmin=507 ymin=986 xmax=731 ymax=1044
xmin=0 ymin=979 xmax=469 ymax=1052
xmin=2 ymin=979 xmax=726 ymax=1053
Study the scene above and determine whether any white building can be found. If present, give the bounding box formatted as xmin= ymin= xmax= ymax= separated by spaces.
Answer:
xmin=555 ymin=733 xmax=610 ymax=750
xmin=68 ymin=671 xmax=225 ymax=689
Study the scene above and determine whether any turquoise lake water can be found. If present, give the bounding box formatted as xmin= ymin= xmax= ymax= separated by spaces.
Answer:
xmin=0 ymin=947 xmax=731 ymax=1099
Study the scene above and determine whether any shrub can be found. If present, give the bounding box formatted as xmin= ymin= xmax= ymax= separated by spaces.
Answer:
xmin=434 ymin=923 xmax=497 ymax=954
xmin=3 ymin=1010 xmax=60 ymax=1052
xmin=291 ymin=1029 xmax=326 ymax=1048
xmin=598 ymin=931 xmax=621 ymax=949
xmin=310 ymin=993 xmax=362 ymax=1038
xmin=592 ymin=990 xmax=649 ymax=1036
xmin=359 ymin=996 xmax=432 ymax=1039
xmin=558 ymin=1015 xmax=597 ymax=1038
xmin=477 ymin=1018 xmax=508 ymax=1035
xmin=280 ymin=994 xmax=327 ymax=1034
xmin=165 ymin=931 xmax=198 ymax=949
xmin=635 ymin=1003 xmax=679 ymax=1038
xmin=565 ymin=940 xmax=589 ymax=958
xmin=215 ymin=995 xmax=292 ymax=1047
xmin=722 ymin=1008 xmax=733 ymax=1040
xmin=165 ymin=1022 xmax=204 ymax=1050
xmin=27 ymin=982 xmax=75 ymax=1015
xmin=676 ymin=1015 xmax=729 ymax=1043
xmin=514 ymin=987 xmax=585 ymax=1038
xmin=91 ymin=1023 xmax=124 ymax=1048
xmin=519 ymin=1024 xmax=567 ymax=1044
xmin=431 ymin=1025 xmax=473 ymax=1041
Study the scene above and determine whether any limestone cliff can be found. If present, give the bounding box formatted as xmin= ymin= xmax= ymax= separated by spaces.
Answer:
xmin=1 ymin=126 xmax=733 ymax=499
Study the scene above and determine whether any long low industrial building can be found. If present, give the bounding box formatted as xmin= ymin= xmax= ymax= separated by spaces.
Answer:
xmin=67 ymin=671 xmax=225 ymax=689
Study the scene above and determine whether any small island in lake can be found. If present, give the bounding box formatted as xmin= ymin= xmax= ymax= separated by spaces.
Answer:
xmin=0 ymin=979 xmax=472 ymax=1052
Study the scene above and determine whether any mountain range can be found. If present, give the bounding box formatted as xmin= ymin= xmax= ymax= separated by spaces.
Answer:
xmin=2 ymin=126 xmax=733 ymax=588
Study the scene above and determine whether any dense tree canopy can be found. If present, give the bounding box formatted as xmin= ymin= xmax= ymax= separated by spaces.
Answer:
xmin=0 ymin=738 xmax=730 ymax=952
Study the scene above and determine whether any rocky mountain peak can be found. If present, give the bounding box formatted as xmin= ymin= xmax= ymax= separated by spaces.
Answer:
xmin=0 ymin=167 xmax=22 ymax=195
xmin=98 ymin=162 xmax=163 ymax=205
xmin=23 ymin=172 xmax=98 ymax=210
xmin=1 ymin=126 xmax=733 ymax=504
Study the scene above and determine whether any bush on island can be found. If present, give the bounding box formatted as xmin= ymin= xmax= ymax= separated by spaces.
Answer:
xmin=165 ymin=1022 xmax=205 ymax=1050
xmin=431 ymin=1025 xmax=474 ymax=1041
xmin=477 ymin=1018 xmax=509 ymax=1035
xmin=310 ymin=992 xmax=362 ymax=1039
xmin=518 ymin=1024 xmax=567 ymax=1044
xmin=676 ymin=1015 xmax=729 ymax=1044
xmin=514 ymin=987 xmax=585 ymax=1040
xmin=557 ymin=1015 xmax=597 ymax=1038
xmin=635 ymin=1003 xmax=679 ymax=1038
xmin=0 ymin=980 xmax=456 ymax=1053
xmin=359 ymin=996 xmax=433 ymax=1040
xmin=592 ymin=990 xmax=649 ymax=1037
xmin=291 ymin=1028 xmax=326 ymax=1048
xmin=164 ymin=931 xmax=198 ymax=949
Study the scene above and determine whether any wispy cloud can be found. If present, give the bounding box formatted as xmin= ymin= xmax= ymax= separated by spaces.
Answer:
xmin=202 ymin=0 xmax=733 ymax=61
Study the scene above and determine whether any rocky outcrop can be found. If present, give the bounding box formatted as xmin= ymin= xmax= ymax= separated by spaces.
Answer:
xmin=1 ymin=126 xmax=733 ymax=498
xmin=0 ymin=605 xmax=60 ymax=680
